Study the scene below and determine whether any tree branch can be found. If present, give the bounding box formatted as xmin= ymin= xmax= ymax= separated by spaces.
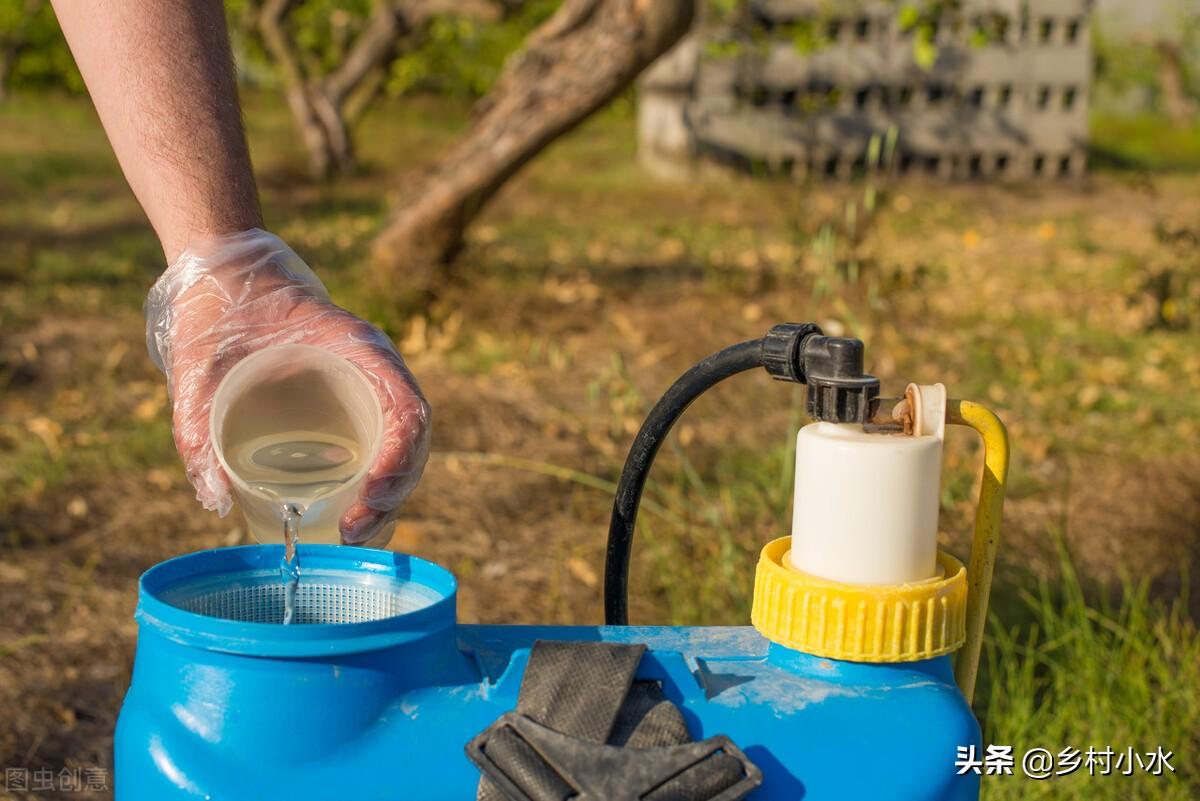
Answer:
xmin=371 ymin=0 xmax=695 ymax=293
xmin=259 ymin=0 xmax=514 ymax=177
xmin=258 ymin=0 xmax=305 ymax=89
xmin=322 ymin=0 xmax=404 ymax=106
xmin=259 ymin=0 xmax=339 ymax=176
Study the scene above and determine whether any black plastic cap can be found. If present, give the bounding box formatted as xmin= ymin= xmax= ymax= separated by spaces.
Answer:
xmin=801 ymin=335 xmax=880 ymax=423
xmin=761 ymin=323 xmax=823 ymax=383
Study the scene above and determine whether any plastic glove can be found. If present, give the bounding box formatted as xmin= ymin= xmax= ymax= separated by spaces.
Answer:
xmin=145 ymin=229 xmax=430 ymax=545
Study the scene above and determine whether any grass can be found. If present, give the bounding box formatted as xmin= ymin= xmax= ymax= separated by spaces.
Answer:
xmin=1091 ymin=112 xmax=1200 ymax=172
xmin=631 ymin=432 xmax=1200 ymax=798
xmin=1 ymin=91 xmax=1198 ymax=794
xmin=979 ymin=544 xmax=1199 ymax=798
xmin=591 ymin=356 xmax=1198 ymax=797
xmin=594 ymin=372 xmax=1200 ymax=798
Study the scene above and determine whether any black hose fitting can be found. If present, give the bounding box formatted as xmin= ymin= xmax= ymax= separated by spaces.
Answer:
xmin=801 ymin=335 xmax=880 ymax=424
xmin=760 ymin=323 xmax=880 ymax=423
xmin=604 ymin=322 xmax=880 ymax=625
xmin=761 ymin=322 xmax=823 ymax=383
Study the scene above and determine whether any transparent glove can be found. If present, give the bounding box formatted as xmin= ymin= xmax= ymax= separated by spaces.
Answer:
xmin=145 ymin=229 xmax=430 ymax=545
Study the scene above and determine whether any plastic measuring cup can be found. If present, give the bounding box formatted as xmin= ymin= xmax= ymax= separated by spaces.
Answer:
xmin=210 ymin=344 xmax=383 ymax=544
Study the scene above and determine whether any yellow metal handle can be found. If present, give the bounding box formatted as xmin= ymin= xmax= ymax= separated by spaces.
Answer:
xmin=946 ymin=400 xmax=1009 ymax=703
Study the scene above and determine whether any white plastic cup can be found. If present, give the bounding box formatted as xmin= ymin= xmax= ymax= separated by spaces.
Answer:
xmin=210 ymin=344 xmax=383 ymax=545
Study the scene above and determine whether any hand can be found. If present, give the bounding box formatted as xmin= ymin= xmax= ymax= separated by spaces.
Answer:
xmin=145 ymin=229 xmax=430 ymax=545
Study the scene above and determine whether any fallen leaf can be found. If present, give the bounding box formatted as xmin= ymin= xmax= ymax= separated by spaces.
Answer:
xmin=390 ymin=521 xmax=424 ymax=550
xmin=0 ymin=562 xmax=28 ymax=583
xmin=482 ymin=561 xmax=509 ymax=579
xmin=401 ymin=316 xmax=428 ymax=355
xmin=678 ymin=424 xmax=696 ymax=446
xmin=26 ymin=416 xmax=63 ymax=455
xmin=66 ymin=497 xmax=88 ymax=518
xmin=609 ymin=311 xmax=643 ymax=346
xmin=1077 ymin=385 xmax=1103 ymax=409
xmin=133 ymin=398 xmax=162 ymax=421
xmin=567 ymin=557 xmax=598 ymax=588
xmin=104 ymin=341 xmax=129 ymax=371
xmin=656 ymin=238 xmax=686 ymax=260
xmin=146 ymin=469 xmax=174 ymax=491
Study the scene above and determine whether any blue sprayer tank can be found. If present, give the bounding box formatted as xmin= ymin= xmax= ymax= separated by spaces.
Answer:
xmin=116 ymin=326 xmax=1009 ymax=799
xmin=116 ymin=545 xmax=980 ymax=800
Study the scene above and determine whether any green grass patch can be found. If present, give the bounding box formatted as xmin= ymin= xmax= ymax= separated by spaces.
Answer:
xmin=638 ymin=432 xmax=1199 ymax=797
xmin=978 ymin=544 xmax=1198 ymax=799
xmin=0 ymin=92 xmax=1197 ymax=788
xmin=1091 ymin=113 xmax=1200 ymax=172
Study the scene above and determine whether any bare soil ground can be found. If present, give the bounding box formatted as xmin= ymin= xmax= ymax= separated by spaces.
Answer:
xmin=1 ymin=95 xmax=1198 ymax=799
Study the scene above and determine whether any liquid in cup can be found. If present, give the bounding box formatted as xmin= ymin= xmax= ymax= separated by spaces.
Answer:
xmin=210 ymin=344 xmax=383 ymax=623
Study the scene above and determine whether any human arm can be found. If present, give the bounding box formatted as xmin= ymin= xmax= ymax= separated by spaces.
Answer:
xmin=52 ymin=1 xmax=430 ymax=542
xmin=50 ymin=0 xmax=261 ymax=261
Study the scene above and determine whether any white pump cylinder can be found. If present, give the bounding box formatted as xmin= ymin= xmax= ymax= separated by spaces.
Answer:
xmin=787 ymin=385 xmax=947 ymax=586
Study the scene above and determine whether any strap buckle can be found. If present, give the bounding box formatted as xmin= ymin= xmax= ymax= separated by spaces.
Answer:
xmin=466 ymin=711 xmax=763 ymax=801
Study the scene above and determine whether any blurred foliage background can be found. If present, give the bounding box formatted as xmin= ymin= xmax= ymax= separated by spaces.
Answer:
xmin=0 ymin=1 xmax=1198 ymax=799
xmin=0 ymin=0 xmax=561 ymax=100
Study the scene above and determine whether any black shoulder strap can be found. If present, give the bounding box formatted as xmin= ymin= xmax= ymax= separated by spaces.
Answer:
xmin=470 ymin=640 xmax=761 ymax=801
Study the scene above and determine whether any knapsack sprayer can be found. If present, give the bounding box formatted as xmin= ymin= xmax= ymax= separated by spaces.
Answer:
xmin=115 ymin=323 xmax=1009 ymax=800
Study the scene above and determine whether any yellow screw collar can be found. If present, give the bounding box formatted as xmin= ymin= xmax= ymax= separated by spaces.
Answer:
xmin=751 ymin=537 xmax=968 ymax=663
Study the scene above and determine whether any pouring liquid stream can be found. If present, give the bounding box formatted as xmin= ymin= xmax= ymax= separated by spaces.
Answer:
xmin=281 ymin=504 xmax=302 ymax=625
xmin=227 ymin=431 xmax=364 ymax=624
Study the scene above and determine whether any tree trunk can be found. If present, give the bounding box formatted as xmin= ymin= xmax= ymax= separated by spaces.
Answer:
xmin=0 ymin=0 xmax=46 ymax=104
xmin=259 ymin=0 xmax=404 ymax=179
xmin=0 ymin=46 xmax=16 ymax=102
xmin=258 ymin=0 xmax=505 ymax=180
xmin=371 ymin=0 xmax=695 ymax=299
xmin=1156 ymin=40 xmax=1197 ymax=126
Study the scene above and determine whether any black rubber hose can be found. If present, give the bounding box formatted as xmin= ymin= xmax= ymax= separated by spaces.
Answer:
xmin=604 ymin=338 xmax=765 ymax=625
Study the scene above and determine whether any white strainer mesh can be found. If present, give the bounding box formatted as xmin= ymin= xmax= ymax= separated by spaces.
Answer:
xmin=163 ymin=571 xmax=438 ymax=625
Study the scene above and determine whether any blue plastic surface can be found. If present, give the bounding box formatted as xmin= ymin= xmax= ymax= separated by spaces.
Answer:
xmin=116 ymin=546 xmax=981 ymax=800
